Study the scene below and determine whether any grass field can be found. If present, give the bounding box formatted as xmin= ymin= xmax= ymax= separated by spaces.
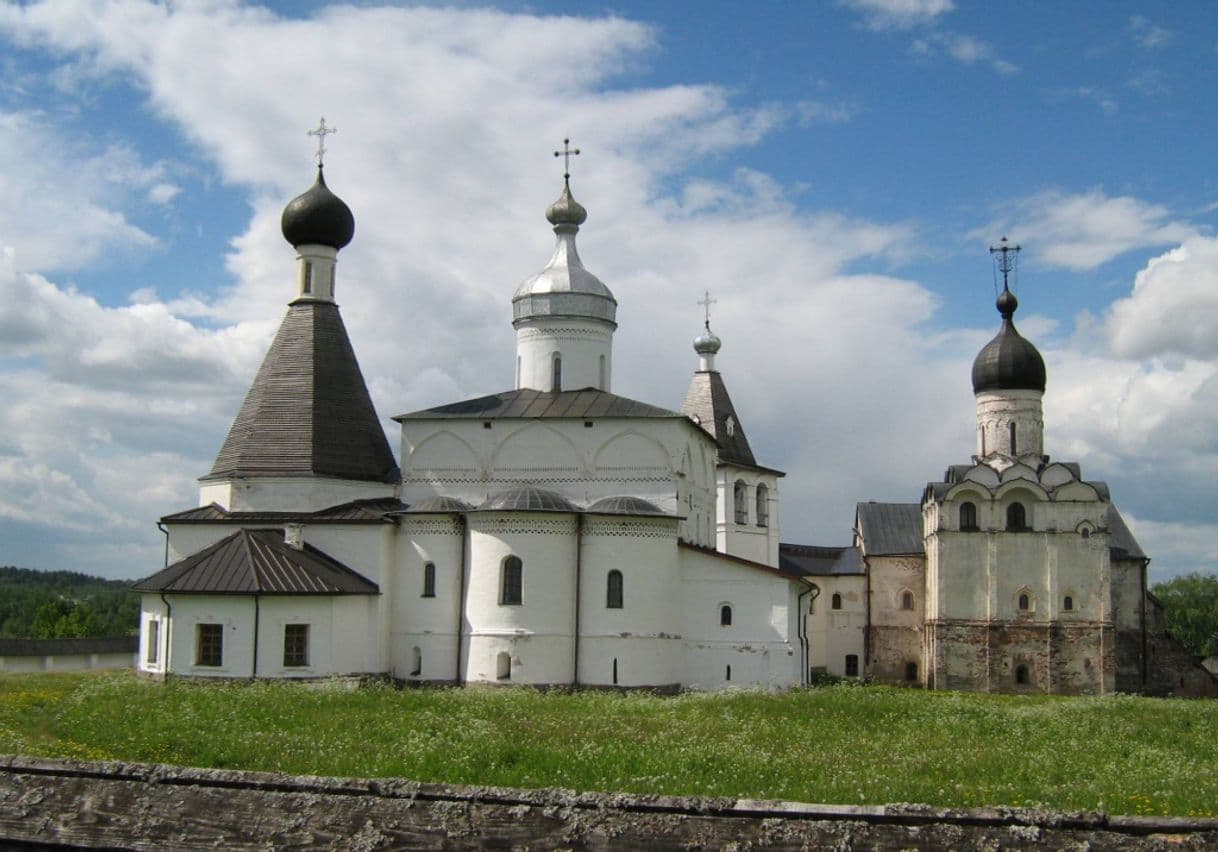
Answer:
xmin=1 ymin=671 xmax=1215 ymax=817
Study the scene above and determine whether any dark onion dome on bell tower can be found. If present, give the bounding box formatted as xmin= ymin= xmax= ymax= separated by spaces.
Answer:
xmin=971 ymin=284 xmax=1046 ymax=394
xmin=281 ymin=167 xmax=355 ymax=250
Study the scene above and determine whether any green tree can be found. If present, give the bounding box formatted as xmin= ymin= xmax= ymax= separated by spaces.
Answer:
xmin=31 ymin=598 xmax=100 ymax=639
xmin=1152 ymin=573 xmax=1218 ymax=658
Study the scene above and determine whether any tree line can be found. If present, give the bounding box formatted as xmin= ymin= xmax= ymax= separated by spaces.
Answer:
xmin=0 ymin=566 xmax=139 ymax=639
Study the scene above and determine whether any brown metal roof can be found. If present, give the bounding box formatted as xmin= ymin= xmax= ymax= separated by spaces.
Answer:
xmin=162 ymin=497 xmax=405 ymax=524
xmin=855 ymin=502 xmax=925 ymax=556
xmin=395 ymin=388 xmax=682 ymax=421
xmin=132 ymin=529 xmax=379 ymax=596
xmin=206 ymin=301 xmax=399 ymax=484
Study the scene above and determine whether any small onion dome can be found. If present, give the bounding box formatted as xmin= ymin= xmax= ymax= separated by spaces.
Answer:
xmin=512 ymin=180 xmax=616 ymax=326
xmin=546 ymin=180 xmax=588 ymax=228
xmin=281 ymin=168 xmax=355 ymax=250
xmin=693 ymin=328 xmax=721 ymax=356
xmin=404 ymin=495 xmax=472 ymax=513
xmin=971 ymin=287 xmax=1046 ymax=393
xmin=587 ymin=495 xmax=668 ymax=517
xmin=478 ymin=485 xmax=578 ymax=513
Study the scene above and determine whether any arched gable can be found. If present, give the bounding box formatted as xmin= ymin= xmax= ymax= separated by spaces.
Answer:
xmin=999 ymin=462 xmax=1040 ymax=485
xmin=994 ymin=480 xmax=1049 ymax=502
xmin=945 ymin=482 xmax=992 ymax=503
xmin=963 ymin=465 xmax=1000 ymax=488
xmin=1051 ymin=480 xmax=1101 ymax=502
xmin=490 ymin=423 xmax=580 ymax=476
xmin=593 ymin=430 xmax=672 ymax=473
xmin=406 ymin=430 xmax=480 ymax=476
xmin=1040 ymin=463 xmax=1077 ymax=489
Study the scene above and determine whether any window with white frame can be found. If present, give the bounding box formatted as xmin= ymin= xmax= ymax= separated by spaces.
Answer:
xmin=733 ymin=480 xmax=748 ymax=524
xmin=146 ymin=620 xmax=159 ymax=665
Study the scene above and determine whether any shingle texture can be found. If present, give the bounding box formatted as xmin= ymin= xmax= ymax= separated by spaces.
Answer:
xmin=397 ymin=388 xmax=681 ymax=421
xmin=856 ymin=502 xmax=925 ymax=556
xmin=1107 ymin=505 xmax=1146 ymax=560
xmin=681 ymin=371 xmax=757 ymax=468
xmin=132 ymin=529 xmax=379 ymax=595
xmin=207 ymin=302 xmax=399 ymax=483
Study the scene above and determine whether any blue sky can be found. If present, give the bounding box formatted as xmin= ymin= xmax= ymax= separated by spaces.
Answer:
xmin=0 ymin=0 xmax=1216 ymax=582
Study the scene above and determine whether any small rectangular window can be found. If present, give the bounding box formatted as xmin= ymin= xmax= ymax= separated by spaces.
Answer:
xmin=845 ymin=654 xmax=859 ymax=677
xmin=283 ymin=624 xmax=309 ymax=667
xmin=146 ymin=620 xmax=159 ymax=664
xmin=196 ymin=623 xmax=223 ymax=667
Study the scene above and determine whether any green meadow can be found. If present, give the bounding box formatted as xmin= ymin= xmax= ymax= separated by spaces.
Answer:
xmin=2 ymin=671 xmax=1215 ymax=817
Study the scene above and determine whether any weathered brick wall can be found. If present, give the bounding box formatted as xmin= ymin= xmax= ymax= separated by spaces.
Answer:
xmin=929 ymin=622 xmax=1111 ymax=694
xmin=3 ymin=756 xmax=1217 ymax=850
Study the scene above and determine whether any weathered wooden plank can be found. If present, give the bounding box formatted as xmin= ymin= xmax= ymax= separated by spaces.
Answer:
xmin=2 ymin=755 xmax=1216 ymax=850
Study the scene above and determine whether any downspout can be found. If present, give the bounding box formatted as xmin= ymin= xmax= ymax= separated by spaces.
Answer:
xmin=454 ymin=513 xmax=468 ymax=685
xmin=573 ymin=513 xmax=584 ymax=688
xmin=252 ymin=595 xmax=260 ymax=679
xmin=796 ymin=579 xmax=816 ymax=686
xmin=863 ymin=556 xmax=873 ymax=677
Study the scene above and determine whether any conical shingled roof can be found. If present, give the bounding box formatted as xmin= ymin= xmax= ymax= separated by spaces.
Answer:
xmin=681 ymin=369 xmax=758 ymax=468
xmin=206 ymin=301 xmax=399 ymax=483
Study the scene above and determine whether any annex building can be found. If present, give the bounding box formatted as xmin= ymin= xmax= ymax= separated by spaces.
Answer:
xmin=134 ymin=151 xmax=1215 ymax=696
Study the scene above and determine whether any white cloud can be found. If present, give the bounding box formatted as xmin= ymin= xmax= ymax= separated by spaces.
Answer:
xmin=977 ymin=189 xmax=1197 ymax=271
xmin=1105 ymin=236 xmax=1218 ymax=360
xmin=840 ymin=0 xmax=954 ymax=31
xmin=911 ymin=31 xmax=1018 ymax=74
xmin=1128 ymin=15 xmax=1172 ymax=49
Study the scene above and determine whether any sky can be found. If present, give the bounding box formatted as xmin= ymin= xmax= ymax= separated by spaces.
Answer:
xmin=1 ymin=0 xmax=1217 ymax=583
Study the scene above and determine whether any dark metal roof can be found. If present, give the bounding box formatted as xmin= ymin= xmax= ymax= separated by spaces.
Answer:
xmin=681 ymin=370 xmax=757 ymax=468
xmin=477 ymin=486 xmax=579 ymax=513
xmin=586 ymin=495 xmax=669 ymax=517
xmin=855 ymin=502 xmax=925 ymax=556
xmin=677 ymin=542 xmax=806 ymax=583
xmin=206 ymin=302 xmax=399 ymax=484
xmin=402 ymin=496 xmax=473 ymax=513
xmin=0 ymin=636 xmax=137 ymax=657
xmin=162 ymin=497 xmax=405 ymax=525
xmin=1107 ymin=505 xmax=1146 ymax=561
xmin=396 ymin=388 xmax=681 ymax=421
xmin=971 ymin=295 xmax=1046 ymax=394
xmin=132 ymin=529 xmax=379 ymax=596
xmin=281 ymin=167 xmax=354 ymax=250
xmin=779 ymin=544 xmax=863 ymax=576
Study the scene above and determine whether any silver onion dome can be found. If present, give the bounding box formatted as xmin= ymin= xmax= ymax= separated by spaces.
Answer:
xmin=512 ymin=180 xmax=617 ymax=327
xmin=694 ymin=328 xmax=721 ymax=355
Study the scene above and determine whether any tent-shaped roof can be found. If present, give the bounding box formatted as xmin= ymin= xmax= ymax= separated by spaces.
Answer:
xmin=682 ymin=369 xmax=779 ymax=472
xmin=206 ymin=302 xmax=399 ymax=484
xmin=132 ymin=529 xmax=379 ymax=596
xmin=396 ymin=388 xmax=680 ymax=421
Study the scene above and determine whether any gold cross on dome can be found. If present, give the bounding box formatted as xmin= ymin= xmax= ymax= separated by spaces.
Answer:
xmin=698 ymin=290 xmax=717 ymax=331
xmin=308 ymin=117 xmax=337 ymax=167
xmin=554 ymin=138 xmax=580 ymax=180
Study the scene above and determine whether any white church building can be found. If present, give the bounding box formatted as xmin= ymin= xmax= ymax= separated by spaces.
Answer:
xmin=134 ymin=148 xmax=1216 ymax=696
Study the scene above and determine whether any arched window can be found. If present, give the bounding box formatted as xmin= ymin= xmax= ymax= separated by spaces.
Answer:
xmin=831 ymin=592 xmax=842 ymax=610
xmin=1018 ymin=592 xmax=1030 ymax=611
xmin=501 ymin=556 xmax=523 ymax=605
xmin=606 ymin=570 xmax=623 ymax=609
xmin=302 ymin=260 xmax=313 ymax=295
xmin=410 ymin=646 xmax=422 ymax=677
xmin=422 ymin=562 xmax=436 ymax=598
xmin=599 ymin=354 xmax=606 ymax=390
xmin=1006 ymin=502 xmax=1027 ymax=531
xmin=959 ymin=501 xmax=977 ymax=530
xmin=1015 ymin=664 xmax=1030 ymax=685
xmin=612 ymin=658 xmax=618 ymax=685
xmin=901 ymin=590 xmax=915 ymax=611
xmin=496 ymin=652 xmax=511 ymax=680
xmin=755 ymin=484 xmax=769 ymax=528
xmin=1009 ymin=422 xmax=1017 ymax=455
xmin=720 ymin=604 xmax=733 ymax=626
xmin=733 ymin=480 xmax=748 ymax=524
xmin=905 ymin=661 xmax=918 ymax=682
xmin=551 ymin=353 xmax=562 ymax=392
xmin=1081 ymin=528 xmax=1090 ymax=539
xmin=845 ymin=654 xmax=859 ymax=677
xmin=1063 ymin=595 xmax=1074 ymax=611
xmin=725 ymin=664 xmax=732 ymax=681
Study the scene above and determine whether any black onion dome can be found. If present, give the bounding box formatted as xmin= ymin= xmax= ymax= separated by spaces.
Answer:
xmin=971 ymin=287 xmax=1046 ymax=393
xmin=281 ymin=168 xmax=355 ymax=249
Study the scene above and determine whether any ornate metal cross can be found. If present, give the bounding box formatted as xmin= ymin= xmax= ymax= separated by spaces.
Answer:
xmin=308 ymin=117 xmax=337 ymax=167
xmin=989 ymin=236 xmax=1021 ymax=290
xmin=698 ymin=290 xmax=717 ymax=331
xmin=553 ymin=138 xmax=580 ymax=180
